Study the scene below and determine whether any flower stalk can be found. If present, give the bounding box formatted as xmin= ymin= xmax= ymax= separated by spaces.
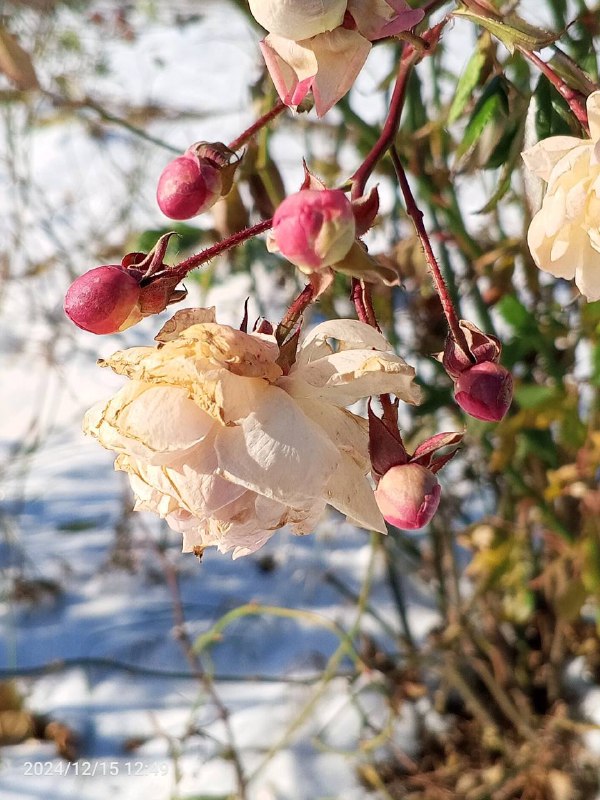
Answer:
xmin=518 ymin=47 xmax=590 ymax=133
xmin=350 ymin=21 xmax=445 ymax=200
xmin=227 ymin=99 xmax=287 ymax=152
xmin=391 ymin=145 xmax=472 ymax=358
xmin=172 ymin=217 xmax=273 ymax=279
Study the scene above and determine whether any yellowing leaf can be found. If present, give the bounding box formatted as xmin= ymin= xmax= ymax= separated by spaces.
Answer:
xmin=453 ymin=5 xmax=556 ymax=54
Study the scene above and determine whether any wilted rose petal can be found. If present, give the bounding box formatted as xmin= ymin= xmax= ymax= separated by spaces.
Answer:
xmin=84 ymin=309 xmax=422 ymax=557
xmin=249 ymin=0 xmax=346 ymax=40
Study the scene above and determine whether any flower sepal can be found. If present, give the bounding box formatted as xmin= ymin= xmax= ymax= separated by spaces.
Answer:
xmin=437 ymin=319 xmax=513 ymax=422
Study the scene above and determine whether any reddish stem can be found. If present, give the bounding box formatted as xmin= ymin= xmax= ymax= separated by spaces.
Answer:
xmin=351 ymin=278 xmax=398 ymax=425
xmin=391 ymin=146 xmax=471 ymax=358
xmin=519 ymin=48 xmax=589 ymax=133
xmin=276 ymin=283 xmax=315 ymax=345
xmin=350 ymin=22 xmax=445 ymax=200
xmin=228 ymin=99 xmax=287 ymax=152
xmin=172 ymin=217 xmax=273 ymax=279
xmin=351 ymin=277 xmax=370 ymax=325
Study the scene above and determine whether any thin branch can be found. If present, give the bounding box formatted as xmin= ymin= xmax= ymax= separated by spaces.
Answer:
xmin=390 ymin=145 xmax=471 ymax=356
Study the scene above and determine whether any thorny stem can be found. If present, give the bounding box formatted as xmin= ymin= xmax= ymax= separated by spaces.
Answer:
xmin=350 ymin=47 xmax=417 ymax=200
xmin=170 ymin=217 xmax=273 ymax=280
xmin=350 ymin=278 xmax=398 ymax=426
xmin=351 ymin=277 xmax=370 ymax=325
xmin=276 ymin=283 xmax=315 ymax=344
xmin=518 ymin=47 xmax=590 ymax=133
xmin=349 ymin=22 xmax=445 ymax=200
xmin=227 ymin=99 xmax=287 ymax=151
xmin=391 ymin=146 xmax=472 ymax=358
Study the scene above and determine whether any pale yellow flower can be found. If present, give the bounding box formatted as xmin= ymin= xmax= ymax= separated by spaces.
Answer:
xmin=522 ymin=91 xmax=600 ymax=301
xmin=84 ymin=309 xmax=421 ymax=558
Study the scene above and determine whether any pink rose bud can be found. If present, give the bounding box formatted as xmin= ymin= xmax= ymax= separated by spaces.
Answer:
xmin=64 ymin=265 xmax=142 ymax=334
xmin=156 ymin=153 xmax=222 ymax=220
xmin=454 ymin=361 xmax=513 ymax=422
xmin=272 ymin=189 xmax=356 ymax=271
xmin=375 ymin=463 xmax=441 ymax=531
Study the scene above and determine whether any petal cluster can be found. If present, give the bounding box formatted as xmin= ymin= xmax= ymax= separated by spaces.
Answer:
xmin=522 ymin=91 xmax=600 ymax=301
xmin=84 ymin=309 xmax=422 ymax=558
xmin=254 ymin=0 xmax=424 ymax=116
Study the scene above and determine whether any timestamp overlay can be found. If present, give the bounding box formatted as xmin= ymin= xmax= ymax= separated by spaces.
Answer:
xmin=20 ymin=760 xmax=171 ymax=778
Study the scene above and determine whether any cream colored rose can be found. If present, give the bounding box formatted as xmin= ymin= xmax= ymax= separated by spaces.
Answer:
xmin=84 ymin=308 xmax=422 ymax=558
xmin=522 ymin=91 xmax=600 ymax=301
xmin=248 ymin=0 xmax=346 ymax=40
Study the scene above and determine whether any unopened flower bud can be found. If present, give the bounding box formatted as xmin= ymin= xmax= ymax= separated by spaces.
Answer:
xmin=64 ymin=266 xmax=142 ymax=335
xmin=271 ymin=189 xmax=355 ymax=271
xmin=454 ymin=361 xmax=513 ymax=422
xmin=156 ymin=153 xmax=222 ymax=220
xmin=375 ymin=463 xmax=441 ymax=531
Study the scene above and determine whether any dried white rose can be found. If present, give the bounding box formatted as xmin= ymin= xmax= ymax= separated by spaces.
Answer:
xmin=84 ymin=309 xmax=421 ymax=558
xmin=522 ymin=91 xmax=600 ymax=301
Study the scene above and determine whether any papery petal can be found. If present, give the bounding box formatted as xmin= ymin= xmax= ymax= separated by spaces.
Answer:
xmin=294 ymin=396 xmax=370 ymax=469
xmin=348 ymin=0 xmax=424 ymax=40
xmin=249 ymin=0 xmax=346 ymax=40
xmin=527 ymin=208 xmax=578 ymax=280
xmin=260 ymin=36 xmax=311 ymax=107
xmin=587 ymin=90 xmax=600 ymax=142
xmin=214 ymin=385 xmax=340 ymax=503
xmin=262 ymin=33 xmax=318 ymax=84
xmin=575 ymin=248 xmax=600 ymax=301
xmin=101 ymin=322 xmax=281 ymax=383
xmin=308 ymin=28 xmax=371 ymax=116
xmin=296 ymin=318 xmax=393 ymax=365
xmin=84 ymin=383 xmax=213 ymax=464
xmin=326 ymin=453 xmax=386 ymax=533
xmin=522 ymin=136 xmax=588 ymax=181
xmin=286 ymin=348 xmax=422 ymax=406
xmin=545 ymin=143 xmax=592 ymax=186
xmin=155 ymin=307 xmax=216 ymax=342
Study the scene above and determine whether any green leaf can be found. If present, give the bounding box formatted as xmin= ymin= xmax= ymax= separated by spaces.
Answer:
xmin=57 ymin=519 xmax=99 ymax=533
xmin=517 ymin=429 xmax=559 ymax=468
xmin=134 ymin=224 xmax=207 ymax=256
xmin=514 ymin=384 xmax=561 ymax=409
xmin=533 ymin=76 xmax=576 ymax=140
xmin=453 ymin=4 xmax=557 ymax=54
xmin=591 ymin=343 xmax=600 ymax=387
xmin=448 ymin=43 xmax=488 ymax=124
xmin=454 ymin=75 xmax=509 ymax=160
xmin=496 ymin=294 xmax=536 ymax=333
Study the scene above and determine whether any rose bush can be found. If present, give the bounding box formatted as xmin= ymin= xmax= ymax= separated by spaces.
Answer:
xmin=84 ymin=308 xmax=421 ymax=558
xmin=522 ymin=90 xmax=600 ymax=301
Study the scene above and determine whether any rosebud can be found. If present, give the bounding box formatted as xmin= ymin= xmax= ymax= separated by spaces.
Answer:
xmin=156 ymin=153 xmax=222 ymax=220
xmin=64 ymin=265 xmax=142 ymax=335
xmin=271 ymin=188 xmax=355 ymax=271
xmin=454 ymin=361 xmax=513 ymax=422
xmin=374 ymin=463 xmax=441 ymax=531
